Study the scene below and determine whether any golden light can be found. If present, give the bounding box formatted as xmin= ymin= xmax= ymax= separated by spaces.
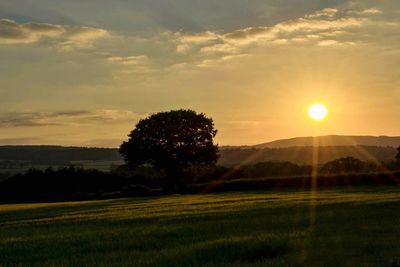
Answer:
xmin=308 ymin=103 xmax=328 ymax=121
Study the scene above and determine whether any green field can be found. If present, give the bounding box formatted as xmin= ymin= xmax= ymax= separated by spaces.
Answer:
xmin=1 ymin=187 xmax=399 ymax=266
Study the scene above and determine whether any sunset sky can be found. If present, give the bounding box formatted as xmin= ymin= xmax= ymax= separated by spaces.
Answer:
xmin=0 ymin=0 xmax=399 ymax=147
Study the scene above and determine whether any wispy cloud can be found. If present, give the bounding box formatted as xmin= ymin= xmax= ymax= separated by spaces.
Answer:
xmin=174 ymin=31 xmax=220 ymax=53
xmin=175 ymin=31 xmax=219 ymax=44
xmin=0 ymin=19 xmax=108 ymax=48
xmin=0 ymin=110 xmax=142 ymax=128
xmin=172 ymin=6 xmax=370 ymax=54
xmin=200 ymin=43 xmax=239 ymax=54
xmin=0 ymin=19 xmax=64 ymax=44
xmin=220 ymin=9 xmax=366 ymax=47
xmin=163 ymin=5 xmax=397 ymax=69
xmin=197 ymin=54 xmax=250 ymax=68
xmin=107 ymin=55 xmax=148 ymax=65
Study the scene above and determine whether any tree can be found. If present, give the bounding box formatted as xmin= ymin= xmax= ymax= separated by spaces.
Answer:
xmin=397 ymin=146 xmax=400 ymax=161
xmin=120 ymin=109 xmax=219 ymax=192
xmin=320 ymin=157 xmax=374 ymax=174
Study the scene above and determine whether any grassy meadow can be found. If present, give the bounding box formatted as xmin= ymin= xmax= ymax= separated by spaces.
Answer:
xmin=0 ymin=187 xmax=399 ymax=266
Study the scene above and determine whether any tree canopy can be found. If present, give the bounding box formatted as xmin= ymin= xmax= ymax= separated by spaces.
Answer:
xmin=320 ymin=157 xmax=376 ymax=174
xmin=120 ymin=109 xmax=218 ymax=191
xmin=397 ymin=146 xmax=400 ymax=160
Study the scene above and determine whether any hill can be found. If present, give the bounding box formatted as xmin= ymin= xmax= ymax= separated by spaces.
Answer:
xmin=251 ymin=135 xmax=400 ymax=149
xmin=219 ymin=135 xmax=400 ymax=165
xmin=218 ymin=145 xmax=397 ymax=165
xmin=0 ymin=146 xmax=121 ymax=163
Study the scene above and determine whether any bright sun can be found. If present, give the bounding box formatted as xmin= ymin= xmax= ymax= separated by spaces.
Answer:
xmin=308 ymin=103 xmax=328 ymax=121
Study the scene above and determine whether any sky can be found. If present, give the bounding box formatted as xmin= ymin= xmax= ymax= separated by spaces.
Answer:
xmin=0 ymin=0 xmax=399 ymax=147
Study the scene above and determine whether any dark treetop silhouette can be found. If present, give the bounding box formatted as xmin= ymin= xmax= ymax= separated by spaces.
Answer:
xmin=397 ymin=146 xmax=400 ymax=160
xmin=120 ymin=109 xmax=219 ymax=192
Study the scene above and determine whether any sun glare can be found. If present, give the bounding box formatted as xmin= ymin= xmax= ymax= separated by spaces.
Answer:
xmin=308 ymin=103 xmax=328 ymax=121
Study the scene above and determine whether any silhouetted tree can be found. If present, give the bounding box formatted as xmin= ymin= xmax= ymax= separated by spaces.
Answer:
xmin=397 ymin=146 xmax=400 ymax=161
xmin=120 ymin=110 xmax=218 ymax=192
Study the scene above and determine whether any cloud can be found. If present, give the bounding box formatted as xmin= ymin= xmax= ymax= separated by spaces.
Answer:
xmin=57 ymin=26 xmax=109 ymax=51
xmin=317 ymin=39 xmax=339 ymax=46
xmin=220 ymin=6 xmax=386 ymax=47
xmin=362 ymin=8 xmax=382 ymax=15
xmin=221 ymin=15 xmax=365 ymax=47
xmin=193 ymin=6 xmax=386 ymax=49
xmin=0 ymin=19 xmax=109 ymax=47
xmin=174 ymin=31 xmax=220 ymax=53
xmin=168 ymin=4 xmax=396 ymax=69
xmin=107 ymin=55 xmax=148 ymax=65
xmin=176 ymin=43 xmax=190 ymax=53
xmin=200 ymin=43 xmax=239 ymax=54
xmin=317 ymin=39 xmax=356 ymax=46
xmin=305 ymin=8 xmax=339 ymax=19
xmin=197 ymin=54 xmax=250 ymax=68
xmin=168 ymin=6 xmax=379 ymax=68
xmin=66 ymin=26 xmax=108 ymax=42
xmin=22 ymin=22 xmax=65 ymax=34
xmin=0 ymin=19 xmax=64 ymax=44
xmin=176 ymin=31 xmax=219 ymax=44
xmin=0 ymin=110 xmax=142 ymax=128
xmin=351 ymin=8 xmax=383 ymax=15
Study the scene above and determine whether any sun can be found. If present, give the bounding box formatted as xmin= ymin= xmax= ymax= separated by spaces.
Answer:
xmin=308 ymin=103 xmax=328 ymax=121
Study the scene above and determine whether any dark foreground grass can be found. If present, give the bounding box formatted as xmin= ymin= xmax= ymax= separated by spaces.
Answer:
xmin=0 ymin=187 xmax=399 ymax=266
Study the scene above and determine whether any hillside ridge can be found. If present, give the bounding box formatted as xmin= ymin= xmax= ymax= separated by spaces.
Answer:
xmin=222 ymin=135 xmax=400 ymax=150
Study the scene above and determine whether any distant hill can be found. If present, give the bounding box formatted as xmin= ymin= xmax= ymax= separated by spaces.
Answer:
xmin=218 ymin=135 xmax=400 ymax=165
xmin=218 ymin=146 xmax=397 ymax=166
xmin=0 ymin=146 xmax=121 ymax=163
xmin=252 ymin=135 xmax=400 ymax=149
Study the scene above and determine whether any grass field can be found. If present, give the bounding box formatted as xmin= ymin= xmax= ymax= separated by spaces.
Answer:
xmin=0 ymin=187 xmax=399 ymax=266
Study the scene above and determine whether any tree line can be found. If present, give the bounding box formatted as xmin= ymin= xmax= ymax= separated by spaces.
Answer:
xmin=0 ymin=146 xmax=121 ymax=163
xmin=0 ymin=157 xmax=399 ymax=203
